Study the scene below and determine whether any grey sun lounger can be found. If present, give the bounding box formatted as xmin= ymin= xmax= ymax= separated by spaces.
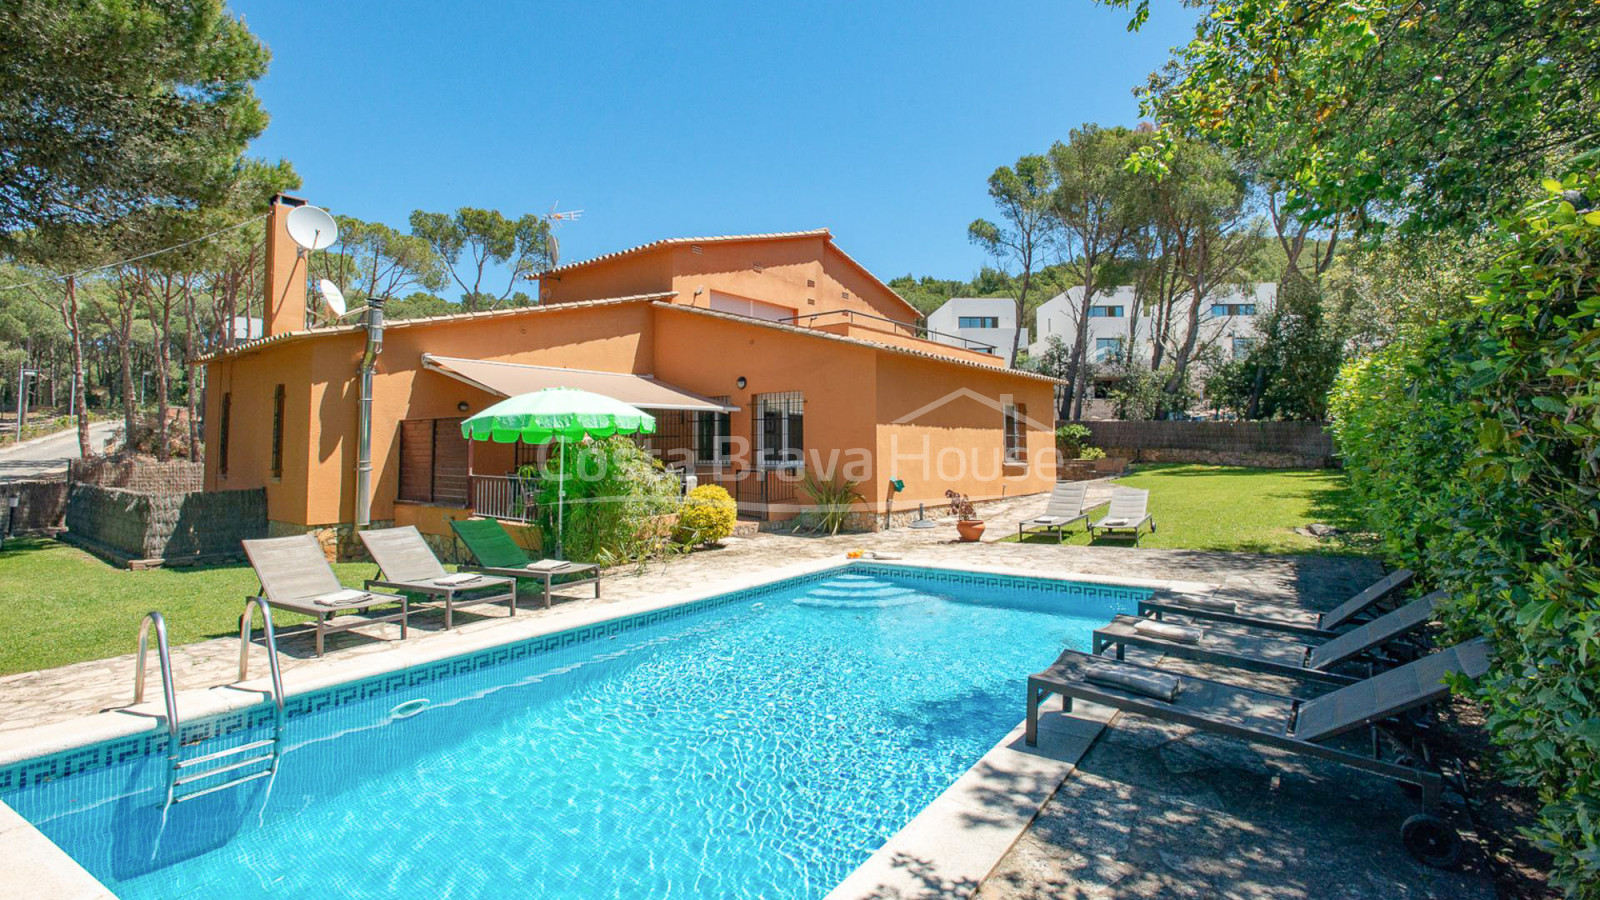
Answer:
xmin=1025 ymin=640 xmax=1491 ymax=866
xmin=1018 ymin=482 xmax=1090 ymax=542
xmin=450 ymin=518 xmax=601 ymax=609
xmin=358 ymin=526 xmax=518 ymax=629
xmin=1138 ymin=569 xmax=1417 ymax=639
xmin=1092 ymin=591 xmax=1442 ymax=685
xmin=242 ymin=534 xmax=410 ymax=657
xmin=1088 ymin=487 xmax=1155 ymax=544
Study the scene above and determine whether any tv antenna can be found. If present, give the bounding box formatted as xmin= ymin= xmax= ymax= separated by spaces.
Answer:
xmin=314 ymin=278 xmax=373 ymax=325
xmin=286 ymin=206 xmax=339 ymax=256
xmin=541 ymin=202 xmax=584 ymax=268
xmin=278 ymin=205 xmax=340 ymax=329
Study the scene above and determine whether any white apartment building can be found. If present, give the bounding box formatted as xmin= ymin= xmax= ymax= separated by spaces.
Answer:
xmin=1030 ymin=283 xmax=1276 ymax=369
xmin=924 ymin=296 xmax=1029 ymax=365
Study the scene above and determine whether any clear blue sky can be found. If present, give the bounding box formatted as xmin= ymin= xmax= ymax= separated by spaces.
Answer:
xmin=232 ymin=1 xmax=1194 ymax=286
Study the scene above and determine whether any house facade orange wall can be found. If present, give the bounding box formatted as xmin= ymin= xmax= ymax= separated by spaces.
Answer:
xmin=539 ymin=233 xmax=922 ymax=327
xmin=203 ymin=298 xmax=1059 ymax=539
xmin=202 ymin=223 xmax=1061 ymax=548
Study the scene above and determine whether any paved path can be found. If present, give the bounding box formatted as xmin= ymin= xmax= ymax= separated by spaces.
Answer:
xmin=0 ymin=488 xmax=1494 ymax=899
xmin=0 ymin=422 xmax=118 ymax=482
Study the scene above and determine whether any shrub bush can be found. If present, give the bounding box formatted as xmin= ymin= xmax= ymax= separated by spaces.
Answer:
xmin=1329 ymin=161 xmax=1600 ymax=895
xmin=532 ymin=436 xmax=680 ymax=564
xmin=1055 ymin=423 xmax=1093 ymax=457
xmin=675 ymin=483 xmax=737 ymax=546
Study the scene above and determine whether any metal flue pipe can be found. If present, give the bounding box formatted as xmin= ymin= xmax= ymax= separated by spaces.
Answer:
xmin=354 ymin=298 xmax=385 ymax=526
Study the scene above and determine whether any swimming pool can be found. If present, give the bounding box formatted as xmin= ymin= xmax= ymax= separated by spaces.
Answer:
xmin=0 ymin=564 xmax=1145 ymax=899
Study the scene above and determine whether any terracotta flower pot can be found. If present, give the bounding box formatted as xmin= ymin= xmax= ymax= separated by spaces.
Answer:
xmin=956 ymin=519 xmax=986 ymax=542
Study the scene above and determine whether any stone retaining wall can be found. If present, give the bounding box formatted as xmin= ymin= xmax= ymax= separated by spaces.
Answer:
xmin=0 ymin=481 xmax=69 ymax=533
xmin=65 ymin=484 xmax=266 ymax=566
xmin=69 ymin=455 xmax=204 ymax=494
xmin=1079 ymin=420 xmax=1335 ymax=469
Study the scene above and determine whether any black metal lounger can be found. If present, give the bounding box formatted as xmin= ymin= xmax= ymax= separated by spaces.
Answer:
xmin=242 ymin=534 xmax=410 ymax=656
xmin=359 ymin=526 xmax=518 ymax=629
xmin=1025 ymin=640 xmax=1491 ymax=867
xmin=1138 ymin=569 xmax=1416 ymax=639
xmin=1092 ymin=592 xmax=1441 ymax=685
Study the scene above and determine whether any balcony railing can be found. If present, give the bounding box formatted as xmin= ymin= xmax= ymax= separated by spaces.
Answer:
xmin=779 ymin=308 xmax=998 ymax=354
xmin=470 ymin=474 xmax=539 ymax=523
xmin=468 ymin=469 xmax=701 ymax=523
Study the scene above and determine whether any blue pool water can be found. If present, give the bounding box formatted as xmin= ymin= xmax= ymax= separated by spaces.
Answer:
xmin=1 ymin=566 xmax=1141 ymax=899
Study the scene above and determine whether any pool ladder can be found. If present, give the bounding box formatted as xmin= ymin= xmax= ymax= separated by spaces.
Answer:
xmin=134 ymin=600 xmax=287 ymax=806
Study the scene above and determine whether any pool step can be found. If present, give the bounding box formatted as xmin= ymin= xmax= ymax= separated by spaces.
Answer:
xmin=173 ymin=753 xmax=277 ymax=788
xmin=169 ymin=735 xmax=281 ymax=804
xmin=172 ymin=768 xmax=275 ymax=804
xmin=169 ymin=743 xmax=279 ymax=804
xmin=176 ymin=739 xmax=276 ymax=769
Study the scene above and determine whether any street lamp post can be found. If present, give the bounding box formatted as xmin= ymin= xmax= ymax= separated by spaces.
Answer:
xmin=14 ymin=363 xmax=39 ymax=442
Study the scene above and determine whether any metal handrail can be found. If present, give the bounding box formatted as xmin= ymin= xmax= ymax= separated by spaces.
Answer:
xmin=237 ymin=597 xmax=285 ymax=711
xmin=779 ymin=308 xmax=999 ymax=353
xmin=134 ymin=611 xmax=179 ymax=761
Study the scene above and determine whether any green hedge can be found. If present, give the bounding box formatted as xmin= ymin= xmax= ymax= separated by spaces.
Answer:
xmin=1329 ymin=161 xmax=1600 ymax=895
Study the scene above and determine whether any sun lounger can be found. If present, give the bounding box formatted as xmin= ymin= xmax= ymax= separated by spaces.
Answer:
xmin=242 ymin=534 xmax=409 ymax=656
xmin=1092 ymin=592 xmax=1442 ymax=685
xmin=1088 ymin=487 xmax=1155 ymax=544
xmin=1025 ymin=640 xmax=1492 ymax=867
xmin=449 ymin=518 xmax=601 ymax=609
xmin=1138 ymin=569 xmax=1417 ymax=638
xmin=358 ymin=526 xmax=518 ymax=629
xmin=1018 ymin=482 xmax=1091 ymax=542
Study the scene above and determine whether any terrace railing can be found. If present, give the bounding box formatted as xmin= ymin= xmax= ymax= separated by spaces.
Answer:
xmin=780 ymin=308 xmax=999 ymax=354
xmin=470 ymin=474 xmax=539 ymax=523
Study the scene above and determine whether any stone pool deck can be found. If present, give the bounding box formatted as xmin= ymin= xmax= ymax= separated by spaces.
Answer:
xmin=0 ymin=484 xmax=1496 ymax=899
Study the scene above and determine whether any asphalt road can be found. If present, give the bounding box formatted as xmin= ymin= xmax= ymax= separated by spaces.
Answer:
xmin=0 ymin=421 xmax=120 ymax=482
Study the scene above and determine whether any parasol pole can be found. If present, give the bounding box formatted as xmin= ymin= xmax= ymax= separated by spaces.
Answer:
xmin=556 ymin=440 xmax=565 ymax=559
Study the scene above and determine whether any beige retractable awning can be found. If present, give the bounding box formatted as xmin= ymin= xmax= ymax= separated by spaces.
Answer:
xmin=420 ymin=354 xmax=738 ymax=412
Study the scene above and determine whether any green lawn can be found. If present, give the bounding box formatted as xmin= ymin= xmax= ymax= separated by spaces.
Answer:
xmin=0 ymin=465 xmax=1365 ymax=676
xmin=0 ymin=536 xmax=380 ymax=676
xmin=1000 ymin=464 xmax=1369 ymax=555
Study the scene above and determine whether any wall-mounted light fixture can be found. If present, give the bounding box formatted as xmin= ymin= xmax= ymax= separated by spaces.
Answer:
xmin=736 ymin=376 xmax=747 ymax=390
xmin=457 ymin=401 xmax=470 ymax=412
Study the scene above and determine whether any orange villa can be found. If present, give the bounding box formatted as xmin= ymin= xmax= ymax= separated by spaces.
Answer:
xmin=196 ymin=195 xmax=1062 ymax=553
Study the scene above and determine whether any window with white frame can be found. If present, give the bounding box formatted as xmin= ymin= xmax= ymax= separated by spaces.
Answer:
xmin=754 ymin=392 xmax=804 ymax=468
xmin=1095 ymin=337 xmax=1124 ymax=362
xmin=1231 ymin=337 xmax=1257 ymax=359
xmin=1003 ymin=402 xmax=1027 ymax=462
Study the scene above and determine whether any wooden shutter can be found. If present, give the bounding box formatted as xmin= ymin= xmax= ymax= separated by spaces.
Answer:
xmin=399 ymin=419 xmax=435 ymax=502
xmin=431 ymin=417 xmax=469 ymax=506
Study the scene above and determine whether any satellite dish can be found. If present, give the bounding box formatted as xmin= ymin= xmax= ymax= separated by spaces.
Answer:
xmin=318 ymin=279 xmax=347 ymax=316
xmin=286 ymin=205 xmax=338 ymax=251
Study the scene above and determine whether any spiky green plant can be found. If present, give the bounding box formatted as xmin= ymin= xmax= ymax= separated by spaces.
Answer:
xmin=799 ymin=471 xmax=864 ymax=536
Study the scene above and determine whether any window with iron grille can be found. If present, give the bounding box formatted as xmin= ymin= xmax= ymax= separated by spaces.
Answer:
xmin=269 ymin=385 xmax=285 ymax=478
xmin=218 ymin=392 xmax=231 ymax=476
xmin=638 ymin=399 xmax=731 ymax=468
xmin=1003 ymin=402 xmax=1027 ymax=462
xmin=695 ymin=398 xmax=733 ymax=465
xmin=753 ymin=392 xmax=803 ymax=468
